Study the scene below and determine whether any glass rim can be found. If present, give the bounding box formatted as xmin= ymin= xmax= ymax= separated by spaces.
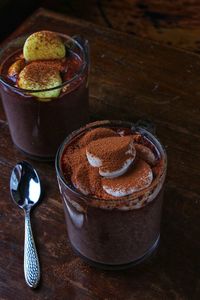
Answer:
xmin=55 ymin=120 xmax=167 ymax=204
xmin=0 ymin=32 xmax=88 ymax=94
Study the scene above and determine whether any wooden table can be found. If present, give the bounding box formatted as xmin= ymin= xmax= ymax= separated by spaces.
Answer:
xmin=0 ymin=8 xmax=199 ymax=300
xmin=44 ymin=0 xmax=200 ymax=53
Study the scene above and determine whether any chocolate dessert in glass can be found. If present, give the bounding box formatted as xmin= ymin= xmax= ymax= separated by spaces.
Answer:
xmin=0 ymin=31 xmax=89 ymax=160
xmin=56 ymin=120 xmax=167 ymax=269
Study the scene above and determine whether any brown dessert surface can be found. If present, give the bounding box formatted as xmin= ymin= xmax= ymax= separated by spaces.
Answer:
xmin=86 ymin=135 xmax=135 ymax=172
xmin=102 ymin=159 xmax=153 ymax=196
xmin=86 ymin=136 xmax=132 ymax=160
xmin=78 ymin=127 xmax=117 ymax=147
xmin=61 ymin=127 xmax=161 ymax=200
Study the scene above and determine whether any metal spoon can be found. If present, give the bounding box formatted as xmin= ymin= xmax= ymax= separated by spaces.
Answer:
xmin=10 ymin=161 xmax=41 ymax=288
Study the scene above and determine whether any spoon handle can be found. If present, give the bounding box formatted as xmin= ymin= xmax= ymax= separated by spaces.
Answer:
xmin=24 ymin=210 xmax=40 ymax=288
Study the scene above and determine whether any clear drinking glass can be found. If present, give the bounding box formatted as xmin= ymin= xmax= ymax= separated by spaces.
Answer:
xmin=55 ymin=120 xmax=167 ymax=269
xmin=0 ymin=33 xmax=89 ymax=160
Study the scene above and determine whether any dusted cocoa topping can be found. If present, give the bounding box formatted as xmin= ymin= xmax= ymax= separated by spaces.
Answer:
xmin=61 ymin=126 xmax=161 ymax=200
xmin=86 ymin=136 xmax=133 ymax=164
xmin=72 ymin=164 xmax=91 ymax=195
xmin=18 ymin=62 xmax=62 ymax=90
xmin=86 ymin=136 xmax=135 ymax=176
xmin=71 ymin=163 xmax=110 ymax=198
xmin=63 ymin=146 xmax=87 ymax=173
xmin=102 ymin=159 xmax=153 ymax=197
xmin=32 ymin=31 xmax=63 ymax=48
xmin=63 ymin=144 xmax=111 ymax=199
xmin=28 ymin=59 xmax=65 ymax=72
xmin=78 ymin=127 xmax=117 ymax=147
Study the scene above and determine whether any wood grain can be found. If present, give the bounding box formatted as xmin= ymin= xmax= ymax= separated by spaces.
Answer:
xmin=0 ymin=8 xmax=200 ymax=300
xmin=43 ymin=0 xmax=200 ymax=53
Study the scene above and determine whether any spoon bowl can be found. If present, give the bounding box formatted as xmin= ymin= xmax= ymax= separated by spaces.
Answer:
xmin=10 ymin=161 xmax=41 ymax=210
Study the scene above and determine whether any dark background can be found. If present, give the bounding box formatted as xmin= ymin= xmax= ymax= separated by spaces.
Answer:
xmin=0 ymin=0 xmax=77 ymax=41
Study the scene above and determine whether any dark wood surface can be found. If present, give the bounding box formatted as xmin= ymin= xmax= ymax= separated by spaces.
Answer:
xmin=2 ymin=0 xmax=200 ymax=52
xmin=43 ymin=0 xmax=200 ymax=53
xmin=0 ymin=8 xmax=200 ymax=300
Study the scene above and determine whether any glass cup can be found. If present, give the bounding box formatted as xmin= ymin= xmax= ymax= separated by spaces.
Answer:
xmin=55 ymin=120 xmax=167 ymax=269
xmin=0 ymin=33 xmax=89 ymax=160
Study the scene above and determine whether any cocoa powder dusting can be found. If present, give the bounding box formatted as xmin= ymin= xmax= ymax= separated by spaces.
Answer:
xmin=78 ymin=127 xmax=117 ymax=147
xmin=102 ymin=159 xmax=152 ymax=193
xmin=19 ymin=61 xmax=60 ymax=87
xmin=62 ymin=141 xmax=112 ymax=198
xmin=36 ymin=30 xmax=63 ymax=48
xmin=61 ymin=128 xmax=159 ymax=199
xmin=87 ymin=135 xmax=135 ymax=172
xmin=30 ymin=59 xmax=65 ymax=72
xmin=72 ymin=163 xmax=90 ymax=194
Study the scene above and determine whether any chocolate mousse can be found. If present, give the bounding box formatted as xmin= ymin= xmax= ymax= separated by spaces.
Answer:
xmin=56 ymin=121 xmax=167 ymax=268
xmin=0 ymin=31 xmax=89 ymax=159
